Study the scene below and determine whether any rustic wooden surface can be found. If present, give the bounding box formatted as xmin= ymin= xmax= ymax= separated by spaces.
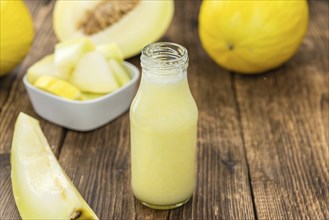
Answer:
xmin=0 ymin=1 xmax=328 ymax=219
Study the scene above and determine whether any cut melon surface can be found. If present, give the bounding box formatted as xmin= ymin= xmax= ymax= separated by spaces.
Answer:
xmin=34 ymin=75 xmax=81 ymax=100
xmin=97 ymin=43 xmax=123 ymax=62
xmin=55 ymin=37 xmax=95 ymax=75
xmin=70 ymin=51 xmax=119 ymax=93
xmin=11 ymin=112 xmax=98 ymax=219
xmin=81 ymin=92 xmax=106 ymax=101
xmin=108 ymin=59 xmax=130 ymax=86
xmin=27 ymin=55 xmax=67 ymax=84
xmin=53 ymin=0 xmax=174 ymax=58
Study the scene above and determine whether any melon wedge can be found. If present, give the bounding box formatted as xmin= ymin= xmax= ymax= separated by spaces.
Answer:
xmin=55 ymin=37 xmax=95 ymax=75
xmin=11 ymin=112 xmax=98 ymax=219
xmin=34 ymin=75 xmax=82 ymax=100
xmin=81 ymin=92 xmax=106 ymax=101
xmin=108 ymin=59 xmax=130 ymax=86
xmin=53 ymin=0 xmax=174 ymax=58
xmin=97 ymin=43 xmax=123 ymax=62
xmin=27 ymin=55 xmax=67 ymax=84
xmin=70 ymin=51 xmax=119 ymax=93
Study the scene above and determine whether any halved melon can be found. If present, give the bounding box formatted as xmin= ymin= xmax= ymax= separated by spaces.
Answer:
xmin=53 ymin=0 xmax=174 ymax=59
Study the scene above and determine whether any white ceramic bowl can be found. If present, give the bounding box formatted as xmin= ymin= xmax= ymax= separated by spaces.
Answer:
xmin=23 ymin=61 xmax=139 ymax=131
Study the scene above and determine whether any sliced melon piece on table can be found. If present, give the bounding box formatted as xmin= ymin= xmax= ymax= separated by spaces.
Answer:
xmin=53 ymin=0 xmax=174 ymax=58
xmin=70 ymin=51 xmax=119 ymax=93
xmin=34 ymin=75 xmax=81 ymax=100
xmin=27 ymin=55 xmax=67 ymax=84
xmin=11 ymin=112 xmax=98 ymax=219
xmin=108 ymin=59 xmax=130 ymax=86
xmin=55 ymin=37 xmax=95 ymax=75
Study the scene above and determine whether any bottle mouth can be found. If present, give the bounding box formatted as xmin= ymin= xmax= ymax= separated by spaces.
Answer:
xmin=141 ymin=42 xmax=188 ymax=71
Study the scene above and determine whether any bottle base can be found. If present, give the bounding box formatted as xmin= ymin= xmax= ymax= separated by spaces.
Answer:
xmin=136 ymin=197 xmax=191 ymax=210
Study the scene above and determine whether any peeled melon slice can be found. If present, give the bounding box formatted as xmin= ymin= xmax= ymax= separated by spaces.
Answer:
xmin=11 ymin=112 xmax=98 ymax=219
xmin=34 ymin=75 xmax=81 ymax=100
xmin=108 ymin=59 xmax=130 ymax=86
xmin=97 ymin=43 xmax=123 ymax=62
xmin=70 ymin=51 xmax=119 ymax=93
xmin=81 ymin=92 xmax=106 ymax=101
xmin=53 ymin=0 xmax=174 ymax=58
xmin=27 ymin=55 xmax=67 ymax=84
xmin=55 ymin=37 xmax=95 ymax=75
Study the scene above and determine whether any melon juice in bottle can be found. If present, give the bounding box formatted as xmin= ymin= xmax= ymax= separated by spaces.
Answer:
xmin=130 ymin=42 xmax=198 ymax=210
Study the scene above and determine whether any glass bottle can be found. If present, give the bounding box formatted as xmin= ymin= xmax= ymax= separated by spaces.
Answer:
xmin=130 ymin=42 xmax=198 ymax=210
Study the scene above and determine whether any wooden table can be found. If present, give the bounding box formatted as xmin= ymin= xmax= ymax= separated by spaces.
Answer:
xmin=1 ymin=1 xmax=328 ymax=219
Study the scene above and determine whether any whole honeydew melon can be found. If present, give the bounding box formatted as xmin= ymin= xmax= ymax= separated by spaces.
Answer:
xmin=53 ymin=0 xmax=174 ymax=59
xmin=0 ymin=0 xmax=34 ymax=76
xmin=199 ymin=1 xmax=309 ymax=74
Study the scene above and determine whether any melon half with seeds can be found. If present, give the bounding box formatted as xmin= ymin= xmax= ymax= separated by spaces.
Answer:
xmin=53 ymin=0 xmax=174 ymax=58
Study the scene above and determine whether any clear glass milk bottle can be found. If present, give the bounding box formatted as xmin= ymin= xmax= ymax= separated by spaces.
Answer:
xmin=130 ymin=42 xmax=198 ymax=210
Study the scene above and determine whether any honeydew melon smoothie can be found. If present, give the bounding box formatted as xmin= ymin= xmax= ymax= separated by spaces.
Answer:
xmin=130 ymin=42 xmax=198 ymax=209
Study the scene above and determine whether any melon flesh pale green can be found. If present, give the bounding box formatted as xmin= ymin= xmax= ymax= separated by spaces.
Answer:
xmin=27 ymin=55 xmax=67 ymax=84
xmin=70 ymin=51 xmax=119 ymax=93
xmin=53 ymin=0 xmax=174 ymax=58
xmin=26 ymin=39 xmax=130 ymax=100
xmin=108 ymin=59 xmax=130 ymax=86
xmin=55 ymin=37 xmax=95 ymax=75
xmin=11 ymin=112 xmax=98 ymax=219
xmin=97 ymin=43 xmax=123 ymax=62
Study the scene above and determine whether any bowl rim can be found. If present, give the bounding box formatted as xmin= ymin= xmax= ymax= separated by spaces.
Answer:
xmin=23 ymin=61 xmax=140 ymax=105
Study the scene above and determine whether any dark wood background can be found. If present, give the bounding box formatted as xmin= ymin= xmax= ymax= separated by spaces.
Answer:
xmin=0 ymin=1 xmax=328 ymax=219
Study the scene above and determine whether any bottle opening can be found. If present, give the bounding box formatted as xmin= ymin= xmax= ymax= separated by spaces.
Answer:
xmin=141 ymin=42 xmax=188 ymax=72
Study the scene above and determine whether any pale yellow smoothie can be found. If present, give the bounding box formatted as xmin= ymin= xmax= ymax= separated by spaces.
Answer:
xmin=130 ymin=71 xmax=198 ymax=208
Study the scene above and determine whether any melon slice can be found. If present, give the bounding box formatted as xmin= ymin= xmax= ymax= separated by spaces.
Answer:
xmin=81 ymin=92 xmax=106 ymax=101
xmin=34 ymin=75 xmax=81 ymax=100
xmin=11 ymin=112 xmax=98 ymax=219
xmin=97 ymin=43 xmax=123 ymax=62
xmin=55 ymin=37 xmax=95 ymax=75
xmin=70 ymin=51 xmax=119 ymax=93
xmin=108 ymin=59 xmax=130 ymax=86
xmin=53 ymin=0 xmax=174 ymax=58
xmin=27 ymin=55 xmax=67 ymax=84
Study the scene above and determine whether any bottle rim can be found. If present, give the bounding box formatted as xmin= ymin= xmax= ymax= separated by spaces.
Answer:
xmin=141 ymin=42 xmax=189 ymax=71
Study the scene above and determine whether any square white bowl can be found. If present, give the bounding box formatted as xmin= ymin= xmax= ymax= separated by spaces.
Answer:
xmin=23 ymin=61 xmax=140 ymax=131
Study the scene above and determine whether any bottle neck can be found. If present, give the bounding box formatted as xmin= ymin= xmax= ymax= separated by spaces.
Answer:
xmin=141 ymin=68 xmax=187 ymax=84
xmin=140 ymin=42 xmax=189 ymax=84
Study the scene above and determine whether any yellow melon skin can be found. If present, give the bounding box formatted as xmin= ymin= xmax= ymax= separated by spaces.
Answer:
xmin=0 ymin=0 xmax=34 ymax=76
xmin=199 ymin=1 xmax=309 ymax=74
xmin=53 ymin=0 xmax=174 ymax=59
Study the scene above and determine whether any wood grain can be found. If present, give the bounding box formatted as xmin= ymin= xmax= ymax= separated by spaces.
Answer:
xmin=0 ymin=0 xmax=45 ymax=110
xmin=0 ymin=1 xmax=65 ymax=218
xmin=0 ymin=1 xmax=64 ymax=155
xmin=57 ymin=1 xmax=255 ymax=219
xmin=0 ymin=0 xmax=328 ymax=220
xmin=233 ymin=2 xmax=329 ymax=219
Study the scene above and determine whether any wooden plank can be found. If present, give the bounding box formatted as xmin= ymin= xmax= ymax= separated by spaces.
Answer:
xmin=0 ymin=1 xmax=65 ymax=219
xmin=57 ymin=1 xmax=255 ymax=219
xmin=0 ymin=1 xmax=46 ymax=110
xmin=233 ymin=1 xmax=329 ymax=219
xmin=0 ymin=154 xmax=20 ymax=220
xmin=0 ymin=1 xmax=64 ymax=155
xmin=58 ymin=118 xmax=170 ymax=220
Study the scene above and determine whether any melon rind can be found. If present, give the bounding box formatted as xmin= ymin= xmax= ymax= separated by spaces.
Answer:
xmin=11 ymin=113 xmax=98 ymax=219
